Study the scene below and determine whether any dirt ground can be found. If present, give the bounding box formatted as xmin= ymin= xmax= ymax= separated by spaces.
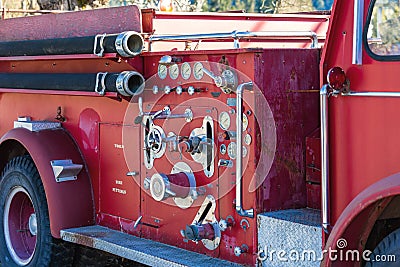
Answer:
xmin=0 ymin=245 xmax=149 ymax=267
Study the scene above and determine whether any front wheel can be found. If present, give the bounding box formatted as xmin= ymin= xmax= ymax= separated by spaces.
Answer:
xmin=0 ymin=156 xmax=74 ymax=266
xmin=365 ymin=227 xmax=400 ymax=267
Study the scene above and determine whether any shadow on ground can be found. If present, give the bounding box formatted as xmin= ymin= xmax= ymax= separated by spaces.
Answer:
xmin=0 ymin=245 xmax=150 ymax=267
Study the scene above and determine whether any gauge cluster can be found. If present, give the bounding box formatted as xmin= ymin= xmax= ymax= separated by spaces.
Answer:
xmin=157 ymin=61 xmax=204 ymax=81
xmin=153 ymin=58 xmax=253 ymax=163
xmin=217 ymin=110 xmax=252 ymax=161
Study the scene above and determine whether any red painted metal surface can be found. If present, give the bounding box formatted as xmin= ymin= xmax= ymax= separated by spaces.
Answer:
xmin=321 ymin=0 xmax=400 ymax=241
xmin=322 ymin=173 xmax=400 ymax=266
xmin=255 ymin=49 xmax=320 ymax=212
xmin=306 ymin=129 xmax=321 ymax=209
xmin=98 ymin=124 xmax=141 ymax=221
xmin=317 ymin=0 xmax=400 ymax=263
xmin=0 ymin=128 xmax=94 ymax=238
xmin=306 ymin=128 xmax=321 ymax=184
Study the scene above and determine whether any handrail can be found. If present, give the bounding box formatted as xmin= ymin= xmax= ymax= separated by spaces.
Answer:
xmin=148 ymin=30 xmax=319 ymax=50
xmin=320 ymin=84 xmax=330 ymax=232
xmin=235 ymin=81 xmax=254 ymax=218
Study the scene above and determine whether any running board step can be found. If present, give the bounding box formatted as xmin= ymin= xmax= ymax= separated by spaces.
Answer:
xmin=257 ymin=208 xmax=322 ymax=267
xmin=61 ymin=225 xmax=241 ymax=267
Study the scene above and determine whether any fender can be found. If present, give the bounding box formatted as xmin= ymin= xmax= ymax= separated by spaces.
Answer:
xmin=323 ymin=173 xmax=400 ymax=266
xmin=0 ymin=127 xmax=94 ymax=238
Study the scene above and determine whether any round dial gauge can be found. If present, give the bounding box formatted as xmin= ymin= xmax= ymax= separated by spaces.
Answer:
xmin=219 ymin=112 xmax=231 ymax=130
xmin=220 ymin=144 xmax=227 ymax=155
xmin=193 ymin=62 xmax=204 ymax=80
xmin=181 ymin=62 xmax=191 ymax=80
xmin=158 ymin=64 xmax=167 ymax=80
xmin=242 ymin=146 xmax=248 ymax=158
xmin=244 ymin=134 xmax=252 ymax=145
xmin=227 ymin=142 xmax=237 ymax=159
xmin=242 ymin=114 xmax=249 ymax=131
xmin=169 ymin=64 xmax=179 ymax=80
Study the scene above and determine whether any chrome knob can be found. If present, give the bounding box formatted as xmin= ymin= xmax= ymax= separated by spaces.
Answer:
xmin=188 ymin=86 xmax=195 ymax=95
xmin=176 ymin=86 xmax=183 ymax=95
xmin=152 ymin=85 xmax=159 ymax=94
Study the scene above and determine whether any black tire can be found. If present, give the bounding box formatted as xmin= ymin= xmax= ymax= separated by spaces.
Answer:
xmin=365 ymin=227 xmax=400 ymax=267
xmin=0 ymin=156 xmax=74 ymax=267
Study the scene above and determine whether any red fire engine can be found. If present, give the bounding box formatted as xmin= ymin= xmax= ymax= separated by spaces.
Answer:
xmin=0 ymin=0 xmax=398 ymax=266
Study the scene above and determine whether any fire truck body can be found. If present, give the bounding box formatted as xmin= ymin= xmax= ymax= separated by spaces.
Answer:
xmin=0 ymin=0 xmax=399 ymax=266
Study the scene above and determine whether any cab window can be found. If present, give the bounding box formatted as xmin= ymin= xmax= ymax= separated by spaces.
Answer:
xmin=366 ymin=0 xmax=400 ymax=59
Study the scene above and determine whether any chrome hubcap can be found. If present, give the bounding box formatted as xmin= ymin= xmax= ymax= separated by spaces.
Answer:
xmin=28 ymin=213 xmax=37 ymax=236
xmin=4 ymin=186 xmax=37 ymax=266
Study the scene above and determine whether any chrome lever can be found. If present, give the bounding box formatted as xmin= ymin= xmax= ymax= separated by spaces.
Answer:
xmin=202 ymin=66 xmax=237 ymax=94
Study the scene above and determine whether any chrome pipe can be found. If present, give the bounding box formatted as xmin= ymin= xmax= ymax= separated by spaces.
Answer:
xmin=149 ymin=30 xmax=319 ymax=49
xmin=114 ymin=31 xmax=144 ymax=57
xmin=320 ymin=84 xmax=330 ymax=232
xmin=235 ymin=31 xmax=319 ymax=48
xmin=352 ymin=0 xmax=364 ymax=65
xmin=343 ymin=91 xmax=400 ymax=97
xmin=116 ymin=71 xmax=145 ymax=97
xmin=235 ymin=81 xmax=254 ymax=218
xmin=319 ymin=87 xmax=400 ymax=231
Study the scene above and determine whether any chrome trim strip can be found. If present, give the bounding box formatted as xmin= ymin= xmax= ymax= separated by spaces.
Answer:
xmin=352 ymin=0 xmax=364 ymax=65
xmin=235 ymin=82 xmax=254 ymax=218
xmin=320 ymin=85 xmax=330 ymax=232
xmin=343 ymin=91 xmax=400 ymax=97
xmin=149 ymin=31 xmax=319 ymax=49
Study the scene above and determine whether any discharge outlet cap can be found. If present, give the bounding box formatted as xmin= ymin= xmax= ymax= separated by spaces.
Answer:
xmin=149 ymin=172 xmax=191 ymax=201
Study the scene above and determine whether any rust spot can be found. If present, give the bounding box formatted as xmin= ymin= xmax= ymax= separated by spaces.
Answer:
xmin=290 ymin=69 xmax=296 ymax=80
xmin=218 ymin=55 xmax=230 ymax=67
xmin=73 ymin=234 xmax=95 ymax=247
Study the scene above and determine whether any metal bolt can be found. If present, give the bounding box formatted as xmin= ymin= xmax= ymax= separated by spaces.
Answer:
xmin=188 ymin=86 xmax=195 ymax=95
xmin=153 ymin=85 xmax=159 ymax=94
xmin=176 ymin=86 xmax=183 ymax=95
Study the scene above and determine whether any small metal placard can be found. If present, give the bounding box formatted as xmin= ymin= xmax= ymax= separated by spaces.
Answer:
xmin=51 ymin=159 xmax=83 ymax=183
xmin=14 ymin=117 xmax=61 ymax=132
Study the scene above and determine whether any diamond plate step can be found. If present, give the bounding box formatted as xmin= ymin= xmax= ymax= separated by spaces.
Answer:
xmin=61 ymin=225 xmax=241 ymax=267
xmin=257 ymin=208 xmax=322 ymax=267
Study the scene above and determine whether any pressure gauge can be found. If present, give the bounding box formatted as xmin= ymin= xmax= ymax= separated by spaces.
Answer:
xmin=227 ymin=142 xmax=237 ymax=159
xmin=158 ymin=64 xmax=167 ymax=80
xmin=169 ymin=64 xmax=179 ymax=80
xmin=219 ymin=112 xmax=231 ymax=130
xmin=193 ymin=62 xmax=204 ymax=80
xmin=242 ymin=114 xmax=249 ymax=131
xmin=181 ymin=62 xmax=191 ymax=80
xmin=242 ymin=146 xmax=248 ymax=158
xmin=220 ymin=144 xmax=227 ymax=155
xmin=244 ymin=134 xmax=252 ymax=145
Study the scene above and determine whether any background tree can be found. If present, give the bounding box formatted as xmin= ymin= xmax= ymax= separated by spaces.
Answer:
xmin=1 ymin=0 xmax=333 ymax=17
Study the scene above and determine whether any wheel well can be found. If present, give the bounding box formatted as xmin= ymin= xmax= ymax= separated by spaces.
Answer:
xmin=0 ymin=128 xmax=94 ymax=238
xmin=0 ymin=140 xmax=29 ymax=174
xmin=365 ymin=195 xmax=400 ymax=252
